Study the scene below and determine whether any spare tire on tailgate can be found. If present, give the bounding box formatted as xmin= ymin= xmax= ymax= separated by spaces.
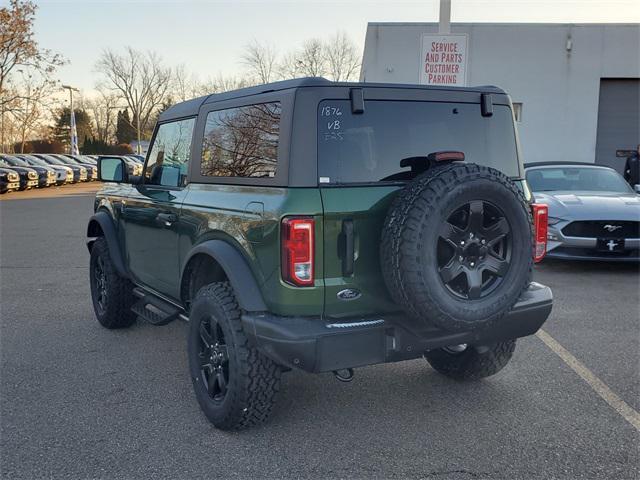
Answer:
xmin=381 ymin=162 xmax=533 ymax=332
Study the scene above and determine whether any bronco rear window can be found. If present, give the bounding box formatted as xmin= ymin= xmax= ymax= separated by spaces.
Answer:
xmin=317 ymin=100 xmax=520 ymax=184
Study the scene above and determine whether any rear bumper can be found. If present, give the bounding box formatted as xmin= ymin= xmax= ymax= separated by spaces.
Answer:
xmin=242 ymin=282 xmax=553 ymax=373
xmin=547 ymin=246 xmax=640 ymax=262
xmin=547 ymin=227 xmax=640 ymax=262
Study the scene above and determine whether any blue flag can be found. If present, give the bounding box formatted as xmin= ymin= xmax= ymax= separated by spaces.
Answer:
xmin=70 ymin=109 xmax=79 ymax=155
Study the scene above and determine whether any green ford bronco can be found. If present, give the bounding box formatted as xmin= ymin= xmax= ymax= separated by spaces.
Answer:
xmin=87 ymin=78 xmax=552 ymax=430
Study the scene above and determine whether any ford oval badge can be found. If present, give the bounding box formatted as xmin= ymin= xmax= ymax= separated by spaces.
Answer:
xmin=337 ymin=288 xmax=361 ymax=301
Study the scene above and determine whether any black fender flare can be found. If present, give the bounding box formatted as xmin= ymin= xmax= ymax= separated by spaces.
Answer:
xmin=86 ymin=210 xmax=128 ymax=278
xmin=181 ymin=240 xmax=267 ymax=312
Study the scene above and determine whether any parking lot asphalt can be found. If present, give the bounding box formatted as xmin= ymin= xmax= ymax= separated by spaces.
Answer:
xmin=1 ymin=189 xmax=639 ymax=480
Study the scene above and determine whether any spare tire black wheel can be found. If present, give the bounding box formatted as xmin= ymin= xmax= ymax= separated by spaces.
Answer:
xmin=381 ymin=163 xmax=533 ymax=332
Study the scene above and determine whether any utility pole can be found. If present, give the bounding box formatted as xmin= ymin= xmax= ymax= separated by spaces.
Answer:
xmin=1 ymin=100 xmax=4 ymax=154
xmin=439 ymin=0 xmax=451 ymax=34
xmin=134 ymin=88 xmax=141 ymax=154
xmin=62 ymin=84 xmax=79 ymax=154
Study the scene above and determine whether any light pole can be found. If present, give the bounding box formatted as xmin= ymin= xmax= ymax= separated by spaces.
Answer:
xmin=1 ymin=96 xmax=4 ymax=154
xmin=133 ymin=88 xmax=141 ymax=154
xmin=62 ymin=84 xmax=79 ymax=154
xmin=439 ymin=0 xmax=451 ymax=34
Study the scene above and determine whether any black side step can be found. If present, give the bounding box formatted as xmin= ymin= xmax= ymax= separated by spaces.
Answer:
xmin=131 ymin=287 xmax=181 ymax=326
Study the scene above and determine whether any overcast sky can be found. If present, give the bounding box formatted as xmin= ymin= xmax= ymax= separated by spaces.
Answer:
xmin=34 ymin=0 xmax=640 ymax=94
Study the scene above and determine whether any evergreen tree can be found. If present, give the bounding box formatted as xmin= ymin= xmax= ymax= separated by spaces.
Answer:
xmin=115 ymin=109 xmax=136 ymax=144
xmin=51 ymin=108 xmax=93 ymax=149
xmin=82 ymin=136 xmax=93 ymax=154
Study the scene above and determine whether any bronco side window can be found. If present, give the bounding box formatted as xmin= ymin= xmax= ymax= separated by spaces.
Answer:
xmin=145 ymin=117 xmax=196 ymax=187
xmin=200 ymin=102 xmax=281 ymax=178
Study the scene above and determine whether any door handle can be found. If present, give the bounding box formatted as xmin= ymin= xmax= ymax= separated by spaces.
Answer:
xmin=341 ymin=219 xmax=355 ymax=276
xmin=156 ymin=213 xmax=178 ymax=227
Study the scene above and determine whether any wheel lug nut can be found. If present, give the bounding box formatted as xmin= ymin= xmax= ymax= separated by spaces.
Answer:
xmin=460 ymin=241 xmax=465 ymax=245
xmin=481 ymin=239 xmax=486 ymax=245
xmin=459 ymin=256 xmax=464 ymax=261
xmin=470 ymin=262 xmax=475 ymax=267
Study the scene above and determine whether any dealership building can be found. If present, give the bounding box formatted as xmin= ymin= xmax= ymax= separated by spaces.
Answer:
xmin=360 ymin=23 xmax=640 ymax=171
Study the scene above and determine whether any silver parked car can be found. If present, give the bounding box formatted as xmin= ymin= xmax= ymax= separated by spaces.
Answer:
xmin=525 ymin=162 xmax=640 ymax=262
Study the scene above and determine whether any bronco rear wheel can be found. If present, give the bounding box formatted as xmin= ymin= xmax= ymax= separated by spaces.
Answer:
xmin=188 ymin=282 xmax=281 ymax=430
xmin=381 ymin=163 xmax=533 ymax=332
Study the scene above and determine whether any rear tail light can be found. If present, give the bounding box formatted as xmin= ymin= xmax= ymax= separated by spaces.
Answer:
xmin=531 ymin=203 xmax=548 ymax=263
xmin=427 ymin=150 xmax=465 ymax=162
xmin=281 ymin=217 xmax=315 ymax=286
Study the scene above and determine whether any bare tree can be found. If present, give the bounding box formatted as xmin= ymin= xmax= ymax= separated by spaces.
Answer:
xmin=0 ymin=0 xmax=64 ymax=151
xmin=9 ymin=69 xmax=58 ymax=152
xmin=278 ymin=51 xmax=303 ymax=80
xmin=241 ymin=40 xmax=278 ymax=84
xmin=173 ymin=64 xmax=207 ymax=102
xmin=296 ymin=39 xmax=327 ymax=77
xmin=195 ymin=74 xmax=253 ymax=95
xmin=0 ymin=1 xmax=64 ymax=102
xmin=276 ymin=31 xmax=362 ymax=81
xmin=324 ymin=31 xmax=361 ymax=81
xmin=86 ymin=88 xmax=121 ymax=143
xmin=279 ymin=39 xmax=327 ymax=79
xmin=95 ymin=47 xmax=172 ymax=143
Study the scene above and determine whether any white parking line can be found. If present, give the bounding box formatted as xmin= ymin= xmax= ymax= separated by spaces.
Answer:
xmin=536 ymin=329 xmax=640 ymax=432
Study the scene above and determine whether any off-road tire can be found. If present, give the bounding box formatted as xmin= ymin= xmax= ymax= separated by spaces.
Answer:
xmin=89 ymin=237 xmax=136 ymax=329
xmin=425 ymin=340 xmax=516 ymax=380
xmin=188 ymin=282 xmax=281 ymax=430
xmin=381 ymin=163 xmax=533 ymax=332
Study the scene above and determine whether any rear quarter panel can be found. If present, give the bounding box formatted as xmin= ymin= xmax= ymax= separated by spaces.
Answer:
xmin=179 ymin=184 xmax=325 ymax=316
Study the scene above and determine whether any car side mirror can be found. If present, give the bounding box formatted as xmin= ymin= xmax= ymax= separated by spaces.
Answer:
xmin=98 ymin=156 xmax=129 ymax=183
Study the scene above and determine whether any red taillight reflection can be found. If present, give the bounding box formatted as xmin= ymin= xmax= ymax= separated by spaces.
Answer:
xmin=531 ymin=203 xmax=548 ymax=263
xmin=281 ymin=217 xmax=314 ymax=286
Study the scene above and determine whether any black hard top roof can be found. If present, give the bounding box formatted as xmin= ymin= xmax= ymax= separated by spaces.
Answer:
xmin=524 ymin=162 xmax=613 ymax=169
xmin=159 ymin=77 xmax=507 ymax=122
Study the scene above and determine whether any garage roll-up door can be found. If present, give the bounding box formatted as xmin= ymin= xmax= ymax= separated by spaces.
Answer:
xmin=595 ymin=78 xmax=640 ymax=172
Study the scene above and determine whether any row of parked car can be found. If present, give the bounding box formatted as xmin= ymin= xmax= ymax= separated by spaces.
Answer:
xmin=0 ymin=153 xmax=144 ymax=194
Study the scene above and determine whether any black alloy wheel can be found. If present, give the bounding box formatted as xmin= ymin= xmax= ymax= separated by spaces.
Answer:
xmin=198 ymin=316 xmax=230 ymax=403
xmin=92 ymin=254 xmax=107 ymax=315
xmin=88 ymin=237 xmax=136 ymax=329
xmin=188 ymin=282 xmax=281 ymax=430
xmin=437 ymin=200 xmax=512 ymax=300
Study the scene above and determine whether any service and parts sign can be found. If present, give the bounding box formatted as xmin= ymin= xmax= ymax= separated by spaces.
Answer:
xmin=420 ymin=34 xmax=468 ymax=86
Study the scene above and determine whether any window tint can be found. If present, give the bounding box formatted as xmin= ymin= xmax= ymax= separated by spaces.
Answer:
xmin=145 ymin=117 xmax=195 ymax=187
xmin=201 ymin=102 xmax=281 ymax=178
xmin=317 ymin=100 xmax=520 ymax=183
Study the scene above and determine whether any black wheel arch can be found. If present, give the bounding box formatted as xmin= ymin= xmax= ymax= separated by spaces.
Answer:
xmin=180 ymin=240 xmax=267 ymax=312
xmin=87 ymin=210 xmax=129 ymax=279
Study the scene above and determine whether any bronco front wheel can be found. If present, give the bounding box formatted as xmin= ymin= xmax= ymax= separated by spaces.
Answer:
xmin=89 ymin=237 xmax=136 ymax=329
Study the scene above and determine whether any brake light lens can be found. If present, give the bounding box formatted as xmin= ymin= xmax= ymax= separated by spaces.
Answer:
xmin=531 ymin=203 xmax=548 ymax=263
xmin=427 ymin=150 xmax=465 ymax=162
xmin=281 ymin=217 xmax=315 ymax=286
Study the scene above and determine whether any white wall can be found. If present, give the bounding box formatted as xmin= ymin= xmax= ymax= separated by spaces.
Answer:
xmin=361 ymin=23 xmax=640 ymax=165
